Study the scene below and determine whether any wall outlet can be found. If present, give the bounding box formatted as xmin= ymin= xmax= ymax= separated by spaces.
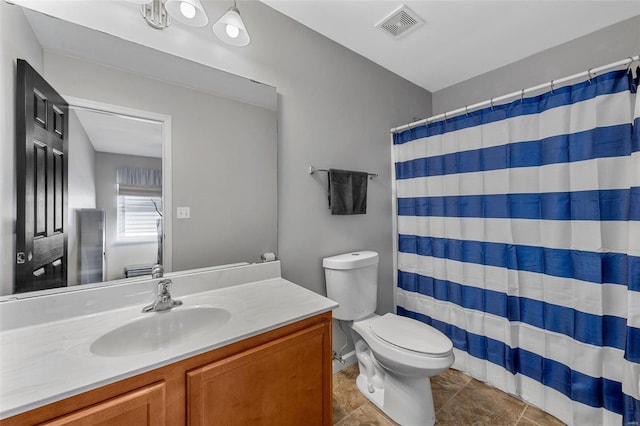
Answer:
xmin=177 ymin=207 xmax=190 ymax=219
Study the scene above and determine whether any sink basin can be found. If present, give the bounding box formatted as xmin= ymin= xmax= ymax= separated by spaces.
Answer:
xmin=90 ymin=306 xmax=231 ymax=357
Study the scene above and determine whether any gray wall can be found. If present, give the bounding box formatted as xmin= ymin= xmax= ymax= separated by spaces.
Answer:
xmin=193 ymin=3 xmax=432 ymax=355
xmin=67 ymin=110 xmax=97 ymax=286
xmin=0 ymin=3 xmax=43 ymax=296
xmin=94 ymin=152 xmax=160 ymax=281
xmin=433 ymin=16 xmax=640 ymax=114
xmin=209 ymin=2 xmax=433 ymax=317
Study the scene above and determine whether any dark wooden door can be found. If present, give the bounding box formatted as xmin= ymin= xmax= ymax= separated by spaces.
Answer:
xmin=15 ymin=59 xmax=68 ymax=293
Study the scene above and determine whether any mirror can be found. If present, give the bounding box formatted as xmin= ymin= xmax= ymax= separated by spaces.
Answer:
xmin=0 ymin=2 xmax=278 ymax=298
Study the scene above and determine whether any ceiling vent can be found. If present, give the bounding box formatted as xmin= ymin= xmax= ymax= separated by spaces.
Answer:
xmin=376 ymin=5 xmax=423 ymax=39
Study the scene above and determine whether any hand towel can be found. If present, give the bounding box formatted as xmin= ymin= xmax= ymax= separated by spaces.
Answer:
xmin=328 ymin=169 xmax=368 ymax=215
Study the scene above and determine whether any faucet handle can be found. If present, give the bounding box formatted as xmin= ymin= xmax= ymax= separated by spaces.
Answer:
xmin=142 ymin=278 xmax=179 ymax=313
xmin=151 ymin=264 xmax=164 ymax=279
xmin=157 ymin=279 xmax=172 ymax=294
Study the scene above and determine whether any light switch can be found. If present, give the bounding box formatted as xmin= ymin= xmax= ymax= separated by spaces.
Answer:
xmin=177 ymin=207 xmax=190 ymax=219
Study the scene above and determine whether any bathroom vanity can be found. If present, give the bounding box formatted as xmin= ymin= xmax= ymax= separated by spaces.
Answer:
xmin=0 ymin=262 xmax=337 ymax=425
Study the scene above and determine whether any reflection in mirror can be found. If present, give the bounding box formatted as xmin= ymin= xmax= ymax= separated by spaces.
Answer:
xmin=67 ymin=103 xmax=166 ymax=287
xmin=1 ymin=2 xmax=278 ymax=298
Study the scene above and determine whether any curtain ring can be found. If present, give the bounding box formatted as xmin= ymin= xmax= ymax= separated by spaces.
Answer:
xmin=465 ymin=106 xmax=469 ymax=117
xmin=443 ymin=111 xmax=447 ymax=122
xmin=550 ymin=80 xmax=555 ymax=93
xmin=520 ymin=89 xmax=525 ymax=103
xmin=587 ymin=68 xmax=594 ymax=83
xmin=490 ymin=98 xmax=494 ymax=110
xmin=627 ymin=57 xmax=634 ymax=73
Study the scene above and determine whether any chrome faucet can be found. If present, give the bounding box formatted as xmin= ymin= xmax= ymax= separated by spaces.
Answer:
xmin=142 ymin=279 xmax=183 ymax=312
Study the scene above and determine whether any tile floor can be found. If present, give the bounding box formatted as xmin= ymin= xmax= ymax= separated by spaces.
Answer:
xmin=333 ymin=364 xmax=566 ymax=426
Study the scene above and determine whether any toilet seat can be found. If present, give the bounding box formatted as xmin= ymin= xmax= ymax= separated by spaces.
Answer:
xmin=352 ymin=314 xmax=455 ymax=377
xmin=370 ymin=313 xmax=453 ymax=357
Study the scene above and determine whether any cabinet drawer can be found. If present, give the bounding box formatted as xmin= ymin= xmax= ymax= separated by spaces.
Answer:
xmin=38 ymin=382 xmax=166 ymax=426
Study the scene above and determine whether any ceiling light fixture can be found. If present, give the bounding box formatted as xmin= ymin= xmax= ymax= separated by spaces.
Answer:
xmin=212 ymin=1 xmax=250 ymax=47
xmin=130 ymin=0 xmax=250 ymax=47
xmin=165 ymin=0 xmax=208 ymax=27
xmin=140 ymin=0 xmax=171 ymax=30
xmin=133 ymin=0 xmax=207 ymax=29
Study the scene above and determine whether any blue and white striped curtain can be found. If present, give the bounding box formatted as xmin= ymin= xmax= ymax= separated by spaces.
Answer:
xmin=393 ymin=69 xmax=639 ymax=425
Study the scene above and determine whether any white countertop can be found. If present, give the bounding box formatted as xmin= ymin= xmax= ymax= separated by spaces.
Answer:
xmin=0 ymin=268 xmax=337 ymax=419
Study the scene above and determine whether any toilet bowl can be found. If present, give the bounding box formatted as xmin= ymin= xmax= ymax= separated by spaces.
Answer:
xmin=351 ymin=314 xmax=454 ymax=426
xmin=323 ymin=251 xmax=454 ymax=426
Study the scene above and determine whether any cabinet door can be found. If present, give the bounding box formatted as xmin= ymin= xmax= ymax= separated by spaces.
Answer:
xmin=38 ymin=382 xmax=166 ymax=426
xmin=187 ymin=322 xmax=331 ymax=426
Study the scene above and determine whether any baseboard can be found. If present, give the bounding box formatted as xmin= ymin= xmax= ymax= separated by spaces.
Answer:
xmin=332 ymin=350 xmax=357 ymax=374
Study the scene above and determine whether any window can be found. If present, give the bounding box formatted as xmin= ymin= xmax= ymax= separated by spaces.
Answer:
xmin=115 ymin=166 xmax=163 ymax=243
xmin=117 ymin=195 xmax=162 ymax=242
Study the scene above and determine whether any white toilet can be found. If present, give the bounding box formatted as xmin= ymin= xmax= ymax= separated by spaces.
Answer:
xmin=324 ymin=251 xmax=454 ymax=426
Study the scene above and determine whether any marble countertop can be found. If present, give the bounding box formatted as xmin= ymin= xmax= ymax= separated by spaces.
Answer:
xmin=0 ymin=276 xmax=337 ymax=419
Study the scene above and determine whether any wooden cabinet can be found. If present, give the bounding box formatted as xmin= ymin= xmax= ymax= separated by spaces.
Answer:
xmin=188 ymin=322 xmax=329 ymax=426
xmin=1 ymin=312 xmax=332 ymax=426
xmin=39 ymin=382 xmax=166 ymax=426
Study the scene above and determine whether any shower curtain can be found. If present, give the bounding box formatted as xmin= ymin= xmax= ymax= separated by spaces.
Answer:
xmin=393 ymin=69 xmax=639 ymax=425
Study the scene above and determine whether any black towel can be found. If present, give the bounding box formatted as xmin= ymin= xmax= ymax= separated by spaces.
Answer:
xmin=328 ymin=169 xmax=368 ymax=215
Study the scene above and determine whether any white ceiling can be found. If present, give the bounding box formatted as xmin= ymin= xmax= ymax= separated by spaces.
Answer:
xmin=73 ymin=109 xmax=163 ymax=158
xmin=15 ymin=0 xmax=640 ymax=95
xmin=261 ymin=0 xmax=640 ymax=92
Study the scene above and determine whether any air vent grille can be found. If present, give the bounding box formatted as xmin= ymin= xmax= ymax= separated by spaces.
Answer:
xmin=376 ymin=5 xmax=423 ymax=39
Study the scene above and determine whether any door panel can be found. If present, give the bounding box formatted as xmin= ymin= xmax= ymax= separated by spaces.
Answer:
xmin=16 ymin=59 xmax=69 ymax=293
xmin=54 ymin=149 xmax=64 ymax=232
xmin=33 ymin=89 xmax=47 ymax=128
xmin=33 ymin=141 xmax=47 ymax=237
xmin=187 ymin=322 xmax=330 ymax=426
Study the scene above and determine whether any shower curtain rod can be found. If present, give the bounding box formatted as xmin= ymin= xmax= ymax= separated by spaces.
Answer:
xmin=391 ymin=54 xmax=640 ymax=134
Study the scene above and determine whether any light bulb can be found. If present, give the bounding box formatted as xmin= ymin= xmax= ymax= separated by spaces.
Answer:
xmin=225 ymin=24 xmax=240 ymax=39
xmin=179 ymin=1 xmax=197 ymax=19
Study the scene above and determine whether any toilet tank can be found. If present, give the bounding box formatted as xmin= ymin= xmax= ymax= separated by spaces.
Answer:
xmin=323 ymin=251 xmax=378 ymax=321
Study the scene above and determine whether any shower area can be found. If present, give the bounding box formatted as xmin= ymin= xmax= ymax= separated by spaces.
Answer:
xmin=392 ymin=59 xmax=639 ymax=425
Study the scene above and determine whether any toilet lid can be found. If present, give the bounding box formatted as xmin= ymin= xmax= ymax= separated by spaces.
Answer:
xmin=371 ymin=314 xmax=453 ymax=356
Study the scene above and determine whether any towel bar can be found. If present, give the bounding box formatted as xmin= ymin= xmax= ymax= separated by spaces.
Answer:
xmin=308 ymin=166 xmax=377 ymax=179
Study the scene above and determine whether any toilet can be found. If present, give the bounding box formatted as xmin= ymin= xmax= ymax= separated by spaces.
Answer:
xmin=324 ymin=251 xmax=454 ymax=426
